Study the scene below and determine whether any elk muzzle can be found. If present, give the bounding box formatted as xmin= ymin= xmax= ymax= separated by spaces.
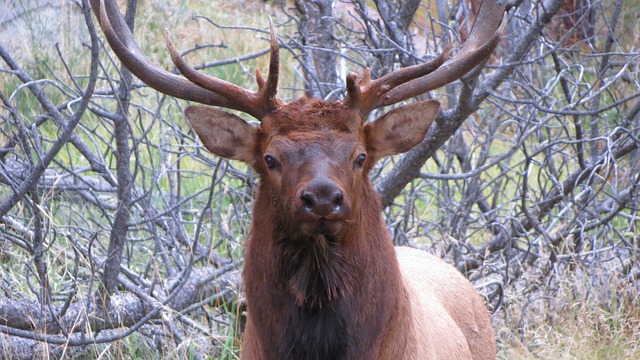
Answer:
xmin=294 ymin=177 xmax=350 ymax=236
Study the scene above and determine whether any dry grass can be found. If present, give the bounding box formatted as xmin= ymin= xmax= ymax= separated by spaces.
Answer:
xmin=495 ymin=263 xmax=640 ymax=359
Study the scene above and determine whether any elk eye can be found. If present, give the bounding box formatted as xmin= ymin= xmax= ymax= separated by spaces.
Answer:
xmin=264 ymin=155 xmax=278 ymax=169
xmin=354 ymin=153 xmax=367 ymax=168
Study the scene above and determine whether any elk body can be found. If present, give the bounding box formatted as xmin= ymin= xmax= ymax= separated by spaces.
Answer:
xmin=91 ymin=0 xmax=507 ymax=358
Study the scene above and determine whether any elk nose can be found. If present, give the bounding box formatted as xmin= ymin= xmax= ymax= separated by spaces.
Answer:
xmin=299 ymin=180 xmax=346 ymax=218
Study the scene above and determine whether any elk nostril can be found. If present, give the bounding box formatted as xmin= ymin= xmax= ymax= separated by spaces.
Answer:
xmin=331 ymin=191 xmax=343 ymax=211
xmin=300 ymin=191 xmax=316 ymax=211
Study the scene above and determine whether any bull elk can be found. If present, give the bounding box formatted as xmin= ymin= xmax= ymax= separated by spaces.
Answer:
xmin=91 ymin=0 xmax=507 ymax=358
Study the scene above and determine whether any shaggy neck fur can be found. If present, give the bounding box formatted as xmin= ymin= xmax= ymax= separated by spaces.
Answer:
xmin=276 ymin=231 xmax=354 ymax=310
xmin=273 ymin=232 xmax=353 ymax=359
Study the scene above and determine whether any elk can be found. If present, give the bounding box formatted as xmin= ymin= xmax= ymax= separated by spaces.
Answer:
xmin=91 ymin=0 xmax=506 ymax=358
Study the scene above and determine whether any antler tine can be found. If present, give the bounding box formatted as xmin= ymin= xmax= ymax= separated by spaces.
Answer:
xmin=165 ymin=20 xmax=282 ymax=119
xmin=257 ymin=18 xmax=280 ymax=107
xmin=164 ymin=33 xmax=265 ymax=118
xmin=344 ymin=0 xmax=507 ymax=116
xmin=343 ymin=44 xmax=451 ymax=112
xmin=91 ymin=0 xmax=281 ymax=120
xmin=91 ymin=0 xmax=234 ymax=109
xmin=383 ymin=0 xmax=507 ymax=106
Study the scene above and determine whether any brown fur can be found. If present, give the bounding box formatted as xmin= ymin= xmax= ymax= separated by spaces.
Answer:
xmin=184 ymin=97 xmax=496 ymax=359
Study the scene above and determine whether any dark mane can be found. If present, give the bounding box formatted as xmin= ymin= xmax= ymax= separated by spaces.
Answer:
xmin=277 ymin=292 xmax=350 ymax=360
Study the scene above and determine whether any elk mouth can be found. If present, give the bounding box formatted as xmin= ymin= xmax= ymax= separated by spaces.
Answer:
xmin=300 ymin=218 xmax=346 ymax=237
xmin=294 ymin=195 xmax=350 ymax=237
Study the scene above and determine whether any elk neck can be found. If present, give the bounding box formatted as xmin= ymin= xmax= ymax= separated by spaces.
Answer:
xmin=243 ymin=177 xmax=409 ymax=359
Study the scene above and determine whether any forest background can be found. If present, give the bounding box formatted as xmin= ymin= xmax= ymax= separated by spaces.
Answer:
xmin=0 ymin=0 xmax=639 ymax=359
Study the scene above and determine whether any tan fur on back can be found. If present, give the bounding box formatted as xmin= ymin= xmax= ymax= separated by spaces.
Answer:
xmin=394 ymin=247 xmax=496 ymax=360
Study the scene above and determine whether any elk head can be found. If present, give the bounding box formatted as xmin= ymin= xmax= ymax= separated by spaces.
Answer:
xmin=90 ymin=0 xmax=506 ymax=238
xmin=185 ymin=96 xmax=443 ymax=238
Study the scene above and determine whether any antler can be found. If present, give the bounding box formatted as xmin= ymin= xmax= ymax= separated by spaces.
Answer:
xmin=344 ymin=0 xmax=507 ymax=116
xmin=90 ymin=0 xmax=281 ymax=120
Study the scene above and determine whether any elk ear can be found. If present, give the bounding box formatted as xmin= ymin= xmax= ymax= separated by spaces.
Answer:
xmin=364 ymin=100 xmax=440 ymax=158
xmin=184 ymin=105 xmax=257 ymax=163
